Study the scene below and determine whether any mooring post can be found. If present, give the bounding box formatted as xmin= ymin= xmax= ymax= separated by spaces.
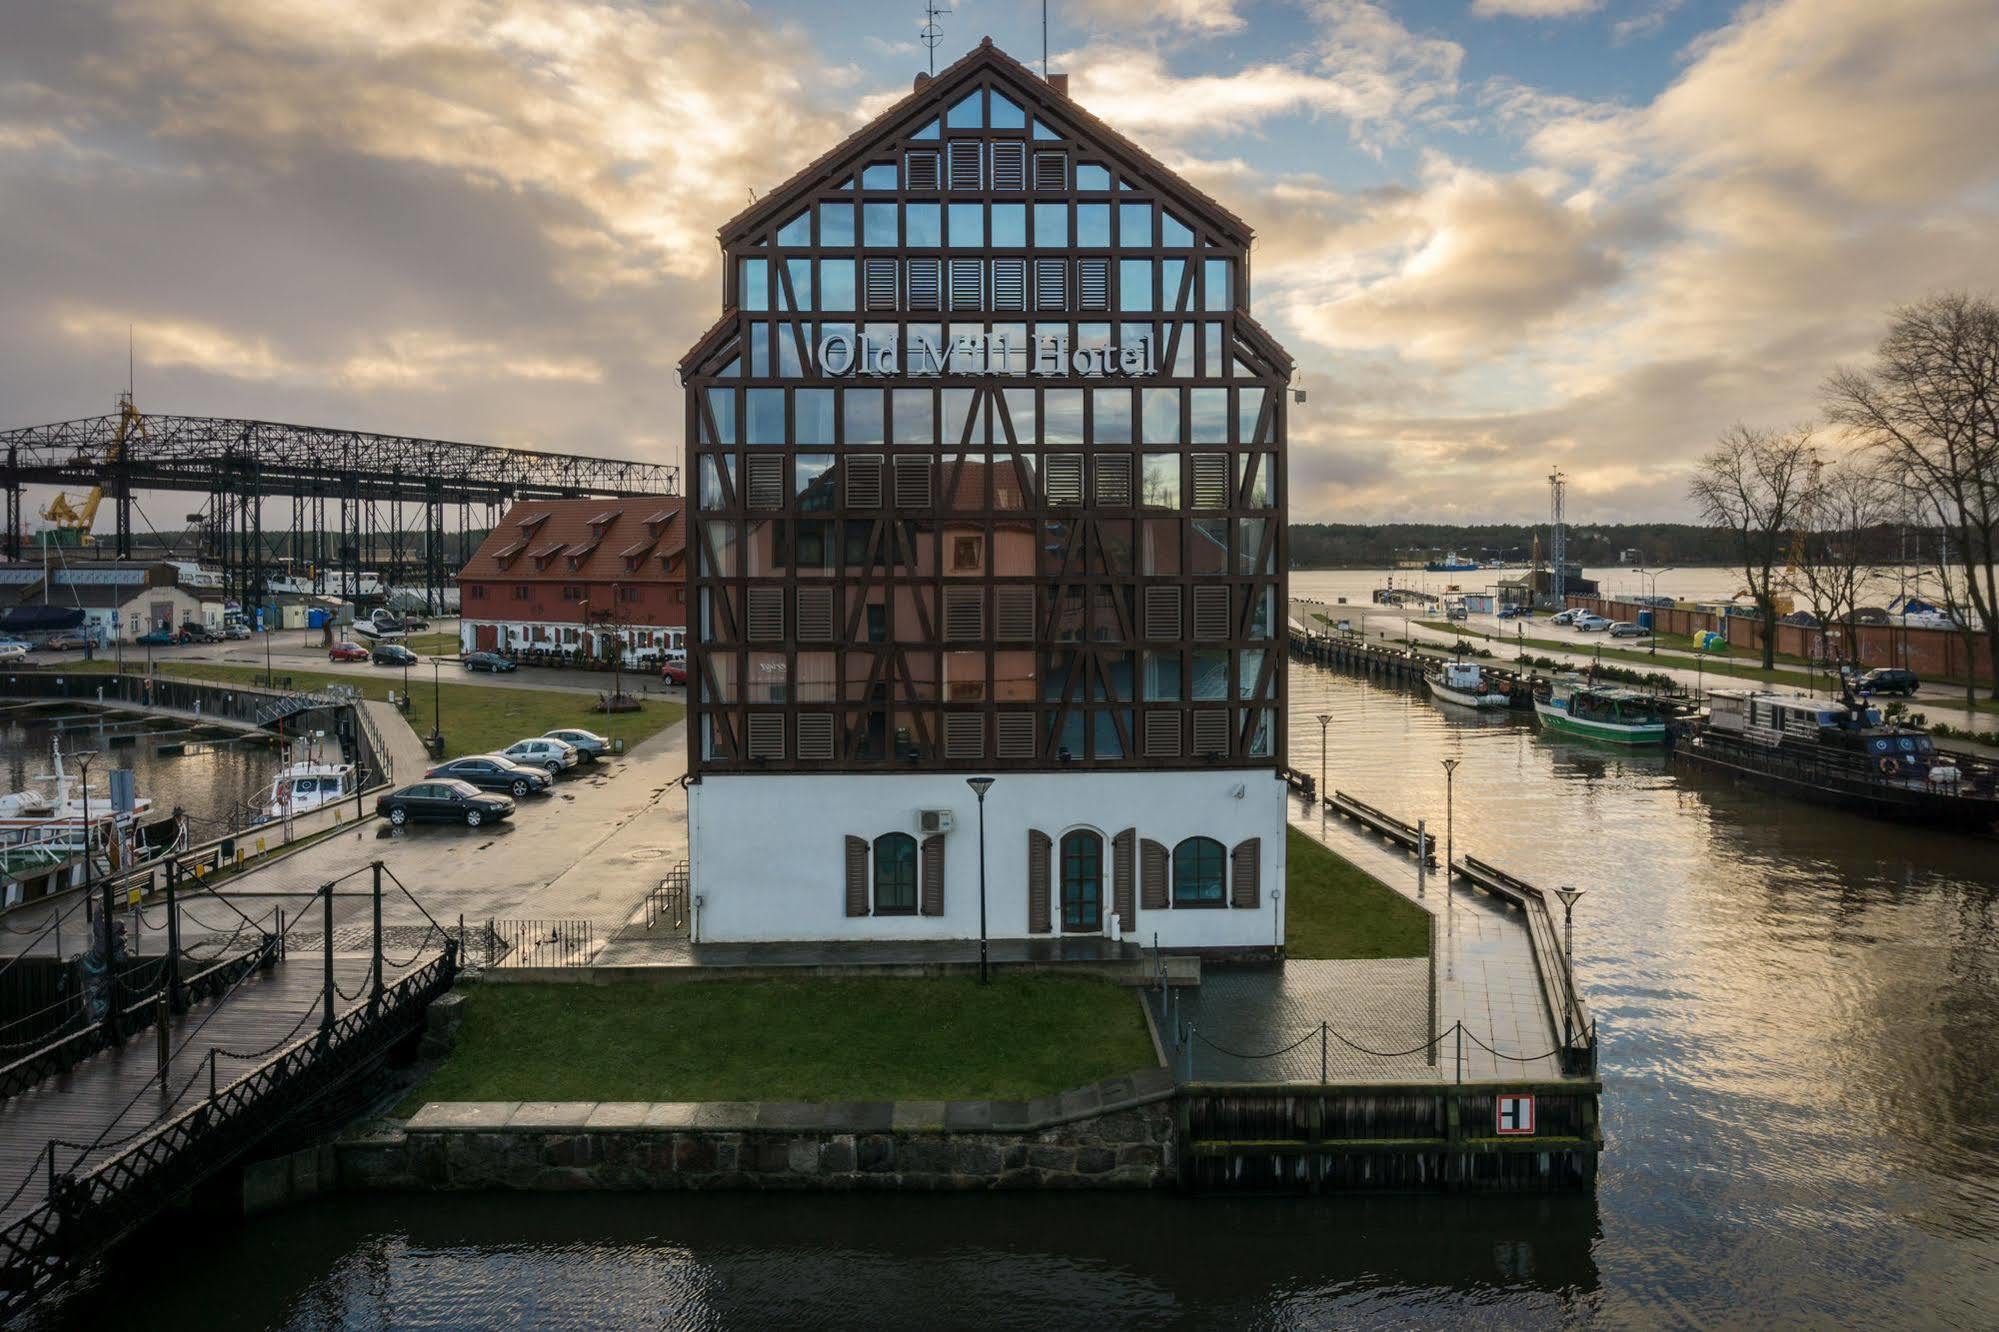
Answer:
xmin=1320 ymin=1021 xmax=1328 ymax=1084
xmin=101 ymin=874 xmax=122 ymax=1045
xmin=319 ymin=882 xmax=335 ymax=1046
xmin=165 ymin=859 xmax=185 ymax=1013
xmin=155 ymin=992 xmax=170 ymax=1092
xmin=370 ymin=861 xmax=385 ymax=1015
xmin=1455 ymin=1022 xmax=1463 ymax=1084
xmin=276 ymin=906 xmax=286 ymax=964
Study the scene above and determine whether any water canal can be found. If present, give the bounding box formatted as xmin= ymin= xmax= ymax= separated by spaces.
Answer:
xmin=22 ymin=654 xmax=1999 ymax=1327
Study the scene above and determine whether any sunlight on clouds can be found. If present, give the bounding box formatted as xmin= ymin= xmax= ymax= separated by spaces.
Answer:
xmin=1470 ymin=0 xmax=1600 ymax=18
xmin=57 ymin=308 xmax=296 ymax=382
xmin=1075 ymin=0 xmax=1247 ymax=35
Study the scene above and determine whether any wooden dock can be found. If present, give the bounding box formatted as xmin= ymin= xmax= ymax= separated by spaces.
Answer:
xmin=1452 ymin=855 xmax=1595 ymax=1072
xmin=1327 ymin=791 xmax=1439 ymax=868
xmin=1287 ymin=628 xmax=1539 ymax=708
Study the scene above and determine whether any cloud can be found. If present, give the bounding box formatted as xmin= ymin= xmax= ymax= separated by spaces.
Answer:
xmin=1075 ymin=0 xmax=1247 ymax=35
xmin=1470 ymin=0 xmax=1601 ymax=17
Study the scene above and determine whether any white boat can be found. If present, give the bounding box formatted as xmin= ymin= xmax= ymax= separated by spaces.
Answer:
xmin=1533 ymin=677 xmax=1669 ymax=745
xmin=0 ymin=740 xmax=186 ymax=901
xmin=257 ymin=756 xmax=357 ymax=824
xmin=1425 ymin=661 xmax=1509 ymax=709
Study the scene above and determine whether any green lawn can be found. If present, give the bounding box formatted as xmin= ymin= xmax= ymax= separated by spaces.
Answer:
xmin=400 ymin=975 xmax=1156 ymax=1109
xmin=1285 ymin=827 xmax=1431 ymax=960
xmin=397 ymin=631 xmax=460 ymax=656
xmin=69 ymin=660 xmax=683 ymax=759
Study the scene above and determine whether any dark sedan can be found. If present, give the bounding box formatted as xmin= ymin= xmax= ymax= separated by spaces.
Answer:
xmin=372 ymin=643 xmax=419 ymax=666
xmin=424 ymin=755 xmax=553 ymax=798
xmin=135 ymin=628 xmax=184 ymax=646
xmin=461 ymin=651 xmax=518 ymax=673
xmin=376 ymin=778 xmax=514 ymax=828
xmin=1855 ymin=667 xmax=1920 ymax=697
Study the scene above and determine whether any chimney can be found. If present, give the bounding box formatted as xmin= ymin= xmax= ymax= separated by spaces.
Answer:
xmin=1048 ymin=73 xmax=1069 ymax=97
xmin=913 ymin=72 xmax=931 ymax=92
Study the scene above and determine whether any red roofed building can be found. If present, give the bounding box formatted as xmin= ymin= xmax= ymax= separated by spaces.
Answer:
xmin=455 ymin=497 xmax=687 ymax=664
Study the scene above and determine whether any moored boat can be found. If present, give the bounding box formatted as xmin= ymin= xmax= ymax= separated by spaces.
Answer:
xmin=1534 ymin=677 xmax=1669 ymax=745
xmin=1425 ymin=661 xmax=1509 ymax=710
xmin=0 ymin=739 xmax=187 ymax=906
xmin=1668 ymin=688 xmax=1999 ymax=830
xmin=256 ymin=755 xmax=357 ymax=824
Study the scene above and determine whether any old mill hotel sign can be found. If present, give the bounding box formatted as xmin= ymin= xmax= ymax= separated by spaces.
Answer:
xmin=817 ymin=331 xmax=1157 ymax=378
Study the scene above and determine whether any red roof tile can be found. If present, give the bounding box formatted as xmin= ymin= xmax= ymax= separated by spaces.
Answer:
xmin=458 ymin=497 xmax=685 ymax=583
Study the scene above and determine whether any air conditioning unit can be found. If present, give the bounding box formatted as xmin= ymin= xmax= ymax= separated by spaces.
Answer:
xmin=917 ymin=808 xmax=956 ymax=835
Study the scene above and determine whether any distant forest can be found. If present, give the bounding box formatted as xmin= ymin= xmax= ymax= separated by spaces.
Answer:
xmin=1287 ymin=523 xmax=1740 ymax=569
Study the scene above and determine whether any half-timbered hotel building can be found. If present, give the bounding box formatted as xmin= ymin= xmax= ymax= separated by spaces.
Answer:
xmin=680 ymin=41 xmax=1290 ymax=950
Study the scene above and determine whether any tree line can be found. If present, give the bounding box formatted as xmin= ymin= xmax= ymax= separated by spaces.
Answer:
xmin=1690 ymin=292 xmax=1999 ymax=698
xmin=1287 ymin=522 xmax=1741 ymax=570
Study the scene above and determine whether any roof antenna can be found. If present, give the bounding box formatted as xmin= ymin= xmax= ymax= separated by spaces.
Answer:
xmin=920 ymin=2 xmax=948 ymax=77
xmin=127 ymin=323 xmax=134 ymax=404
xmin=1043 ymin=0 xmax=1049 ymax=77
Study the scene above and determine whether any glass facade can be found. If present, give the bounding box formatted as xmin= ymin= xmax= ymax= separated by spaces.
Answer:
xmin=684 ymin=71 xmax=1287 ymax=773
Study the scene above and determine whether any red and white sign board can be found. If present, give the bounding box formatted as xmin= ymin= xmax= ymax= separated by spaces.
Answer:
xmin=1495 ymin=1093 xmax=1536 ymax=1136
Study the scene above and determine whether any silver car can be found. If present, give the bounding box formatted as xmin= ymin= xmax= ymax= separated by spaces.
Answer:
xmin=543 ymin=728 xmax=611 ymax=760
xmin=502 ymin=736 xmax=581 ymax=773
xmin=1608 ymin=621 xmax=1646 ymax=638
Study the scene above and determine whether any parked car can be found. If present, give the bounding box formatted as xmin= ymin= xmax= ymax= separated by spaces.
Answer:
xmin=661 ymin=647 xmax=688 ymax=667
xmin=42 ymin=630 xmax=94 ymax=651
xmin=1552 ymin=609 xmax=1579 ymax=625
xmin=0 ymin=639 xmax=29 ymax=662
xmin=376 ymin=778 xmax=514 ymax=828
xmin=179 ymin=622 xmax=222 ymax=644
xmin=461 ymin=651 xmax=517 ymax=673
xmin=1496 ymin=606 xmax=1529 ymax=620
xmin=500 ymin=737 xmax=581 ymax=774
xmin=328 ymin=641 xmax=371 ymax=662
xmin=1854 ymin=667 xmax=1920 ymax=697
xmin=660 ymin=660 xmax=688 ymax=686
xmin=372 ymin=643 xmax=419 ymax=666
xmin=135 ymin=628 xmax=184 ymax=646
xmin=1608 ymin=621 xmax=1646 ymax=638
xmin=1574 ymin=615 xmax=1613 ymax=632
xmin=424 ymin=755 xmax=553 ymax=798
xmin=222 ymin=622 xmax=253 ymax=640
xmin=543 ymin=728 xmax=610 ymax=761
xmin=399 ymin=614 xmax=431 ymax=631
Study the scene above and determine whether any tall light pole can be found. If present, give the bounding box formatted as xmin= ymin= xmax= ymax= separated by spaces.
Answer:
xmin=1440 ymin=758 xmax=1459 ymax=880
xmin=1639 ymin=566 xmax=1675 ymax=656
xmin=966 ymin=777 xmax=995 ymax=985
xmin=1316 ymin=713 xmax=1332 ymax=802
xmin=263 ymin=618 xmax=273 ymax=683
xmin=1553 ymin=886 xmax=1585 ymax=1046
xmin=429 ymin=657 xmax=443 ymax=755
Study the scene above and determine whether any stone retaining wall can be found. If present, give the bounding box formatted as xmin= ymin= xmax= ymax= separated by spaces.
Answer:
xmin=333 ymin=1079 xmax=1177 ymax=1193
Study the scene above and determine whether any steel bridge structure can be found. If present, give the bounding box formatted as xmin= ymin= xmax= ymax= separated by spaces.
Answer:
xmin=0 ymin=410 xmax=678 ymax=613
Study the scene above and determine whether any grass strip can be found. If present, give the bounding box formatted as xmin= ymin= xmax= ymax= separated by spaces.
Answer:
xmin=1285 ymin=827 xmax=1430 ymax=960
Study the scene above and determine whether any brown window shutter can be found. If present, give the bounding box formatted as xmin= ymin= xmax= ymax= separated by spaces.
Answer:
xmin=1191 ymin=454 xmax=1230 ymax=508
xmin=745 ymin=586 xmax=785 ymax=641
xmin=845 ymin=454 xmax=884 ymax=507
xmin=746 ymin=713 xmax=785 ymax=760
xmin=893 ymin=454 xmax=932 ymax=507
xmin=845 ymin=835 xmax=869 ymax=916
xmin=992 ymin=258 xmax=1028 ymax=311
xmin=942 ymin=712 xmax=984 ymax=759
xmin=997 ymin=713 xmax=1036 ymax=759
xmin=1027 ymin=829 xmax=1052 ymax=933
xmin=995 ymin=586 xmax=1035 ymax=641
xmin=1044 ymin=454 xmax=1084 ymax=506
xmin=1231 ymin=837 xmax=1260 ymax=909
xmin=920 ymin=834 xmax=946 ymax=916
xmin=990 ymin=141 xmax=1026 ymax=191
xmin=1113 ymin=828 xmax=1136 ymax=925
xmin=1093 ymin=454 xmax=1132 ymax=507
xmin=1192 ymin=709 xmax=1230 ymax=758
xmin=796 ymin=586 xmax=835 ymax=641
xmin=864 ymin=257 xmax=899 ymax=310
xmin=907 ymin=257 xmax=942 ymax=310
xmin=1077 ymin=257 xmax=1109 ymax=311
xmin=948 ymin=139 xmax=983 ymax=190
xmin=1192 ymin=585 xmax=1230 ymax=640
xmin=948 ymin=258 xmax=984 ymax=310
xmin=1033 ymin=151 xmax=1066 ymax=191
xmin=1035 ymin=257 xmax=1067 ymax=309
xmin=1144 ymin=586 xmax=1181 ymax=640
xmin=905 ymin=150 xmax=940 ymax=192
xmin=1142 ymin=710 xmax=1181 ymax=757
xmin=745 ymin=455 xmax=785 ymax=510
xmin=1140 ymin=838 xmax=1169 ymax=910
xmin=943 ymin=586 xmax=983 ymax=641
xmin=796 ymin=713 xmax=835 ymax=760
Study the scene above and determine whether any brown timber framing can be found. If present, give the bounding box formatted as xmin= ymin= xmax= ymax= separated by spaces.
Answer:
xmin=681 ymin=40 xmax=1290 ymax=780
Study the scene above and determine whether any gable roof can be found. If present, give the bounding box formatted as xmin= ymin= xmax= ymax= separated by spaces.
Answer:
xmin=457 ymin=497 xmax=686 ymax=583
xmin=717 ymin=38 xmax=1252 ymax=249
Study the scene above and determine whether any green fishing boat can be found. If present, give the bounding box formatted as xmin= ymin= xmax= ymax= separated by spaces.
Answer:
xmin=1533 ymin=677 xmax=1669 ymax=746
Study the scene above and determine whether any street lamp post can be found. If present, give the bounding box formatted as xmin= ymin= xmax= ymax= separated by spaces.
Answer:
xmin=1441 ymin=758 xmax=1459 ymax=880
xmin=429 ymin=657 xmax=443 ymax=753
xmin=966 ymin=777 xmax=996 ymax=985
xmin=1316 ymin=713 xmax=1332 ymax=802
xmin=263 ymin=621 xmax=273 ymax=684
xmin=1553 ymin=886 xmax=1585 ymax=1046
xmin=1639 ymin=567 xmax=1676 ymax=656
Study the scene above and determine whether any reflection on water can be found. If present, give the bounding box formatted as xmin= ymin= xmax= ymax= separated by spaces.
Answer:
xmin=27 ymin=665 xmax=1999 ymax=1328
xmin=0 ymin=709 xmax=279 ymax=836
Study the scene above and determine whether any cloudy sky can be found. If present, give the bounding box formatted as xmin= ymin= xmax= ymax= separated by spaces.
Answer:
xmin=2 ymin=0 xmax=1995 ymax=523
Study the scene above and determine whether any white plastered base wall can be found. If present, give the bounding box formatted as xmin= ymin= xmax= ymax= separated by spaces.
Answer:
xmin=688 ymin=768 xmax=1287 ymax=948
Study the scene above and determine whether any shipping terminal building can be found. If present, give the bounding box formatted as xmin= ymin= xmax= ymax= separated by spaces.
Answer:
xmin=680 ymin=41 xmax=1291 ymax=951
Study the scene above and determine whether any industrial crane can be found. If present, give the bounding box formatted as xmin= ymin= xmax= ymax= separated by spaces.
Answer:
xmin=37 ymin=392 xmax=145 ymax=548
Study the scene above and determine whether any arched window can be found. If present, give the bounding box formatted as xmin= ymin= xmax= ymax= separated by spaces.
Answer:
xmin=1060 ymin=830 xmax=1103 ymax=932
xmin=1172 ymin=837 xmax=1225 ymax=907
xmin=874 ymin=833 xmax=917 ymax=914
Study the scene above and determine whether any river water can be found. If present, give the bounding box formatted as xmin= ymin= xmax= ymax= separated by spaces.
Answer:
xmin=24 ymin=649 xmax=1999 ymax=1328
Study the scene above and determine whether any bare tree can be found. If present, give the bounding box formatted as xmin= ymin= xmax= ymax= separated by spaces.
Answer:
xmin=1789 ymin=453 xmax=1891 ymax=667
xmin=1688 ymin=424 xmax=1817 ymax=670
xmin=1825 ymin=292 xmax=1999 ymax=698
